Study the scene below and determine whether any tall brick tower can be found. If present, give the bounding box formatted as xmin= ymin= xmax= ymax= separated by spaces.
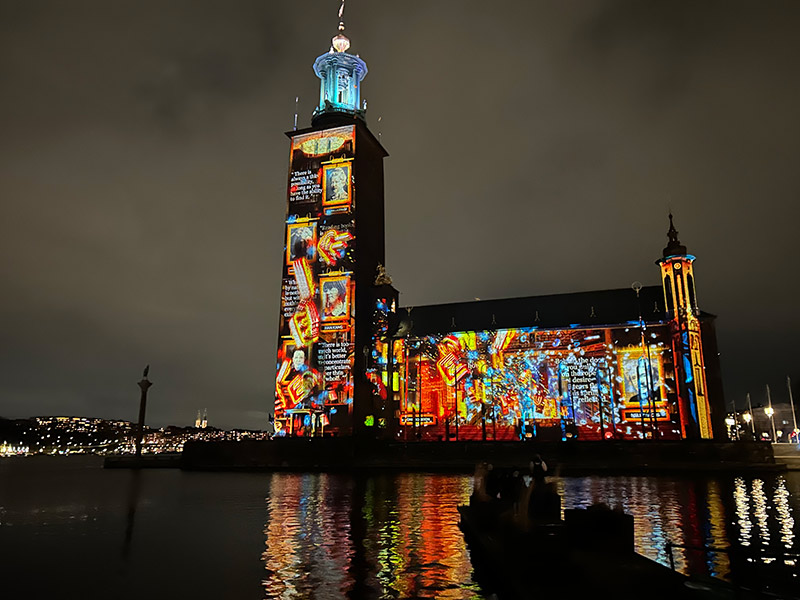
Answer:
xmin=274 ymin=5 xmax=391 ymax=438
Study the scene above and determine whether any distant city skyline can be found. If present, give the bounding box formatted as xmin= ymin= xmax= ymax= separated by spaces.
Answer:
xmin=0 ymin=414 xmax=269 ymax=457
xmin=1 ymin=1 xmax=799 ymax=430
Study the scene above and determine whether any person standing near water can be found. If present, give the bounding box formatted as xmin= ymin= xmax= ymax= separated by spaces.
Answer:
xmin=530 ymin=453 xmax=548 ymax=485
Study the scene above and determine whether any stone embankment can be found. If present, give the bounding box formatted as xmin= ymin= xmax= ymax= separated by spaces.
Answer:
xmin=178 ymin=438 xmax=782 ymax=474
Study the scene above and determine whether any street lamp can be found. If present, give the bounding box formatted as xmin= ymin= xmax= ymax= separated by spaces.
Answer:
xmin=742 ymin=412 xmax=756 ymax=439
xmin=788 ymin=376 xmax=798 ymax=443
xmin=764 ymin=405 xmax=776 ymax=441
xmin=766 ymin=384 xmax=777 ymax=442
xmin=746 ymin=392 xmax=756 ymax=439
xmin=725 ymin=416 xmax=736 ymax=441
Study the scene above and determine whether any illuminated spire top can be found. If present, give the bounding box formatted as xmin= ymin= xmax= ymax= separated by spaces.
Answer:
xmin=312 ymin=0 xmax=367 ymax=125
xmin=332 ymin=1 xmax=350 ymax=52
xmin=662 ymin=213 xmax=688 ymax=258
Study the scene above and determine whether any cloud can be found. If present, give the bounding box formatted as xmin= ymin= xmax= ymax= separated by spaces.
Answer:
xmin=1 ymin=1 xmax=799 ymax=429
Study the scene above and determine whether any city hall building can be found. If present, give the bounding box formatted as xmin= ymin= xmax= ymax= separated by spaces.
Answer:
xmin=273 ymin=16 xmax=724 ymax=443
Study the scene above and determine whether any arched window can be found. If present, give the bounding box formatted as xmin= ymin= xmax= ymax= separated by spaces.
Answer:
xmin=664 ymin=275 xmax=674 ymax=313
xmin=687 ymin=274 xmax=697 ymax=313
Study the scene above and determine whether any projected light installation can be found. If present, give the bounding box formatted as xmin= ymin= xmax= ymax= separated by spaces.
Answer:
xmin=394 ymin=325 xmax=681 ymax=441
xmin=271 ymin=3 xmax=719 ymax=442
xmin=275 ymin=126 xmax=357 ymax=437
xmin=274 ymin=6 xmax=390 ymax=437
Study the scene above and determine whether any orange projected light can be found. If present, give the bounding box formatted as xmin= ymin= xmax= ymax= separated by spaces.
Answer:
xmin=318 ymin=228 xmax=354 ymax=266
xmin=291 ymin=125 xmax=354 ymax=156
xmin=289 ymin=300 xmax=320 ymax=347
xmin=319 ymin=273 xmax=351 ymax=323
xmin=286 ymin=221 xmax=317 ymax=266
xmin=292 ymin=258 xmax=315 ymax=301
xmin=322 ymin=160 xmax=353 ymax=209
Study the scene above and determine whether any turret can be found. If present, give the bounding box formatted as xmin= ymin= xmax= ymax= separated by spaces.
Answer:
xmin=656 ymin=214 xmax=712 ymax=439
xmin=657 ymin=214 xmax=699 ymax=318
xmin=311 ymin=2 xmax=367 ymax=126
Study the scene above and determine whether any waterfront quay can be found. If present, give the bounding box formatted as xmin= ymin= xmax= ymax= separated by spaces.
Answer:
xmin=176 ymin=438 xmax=782 ymax=474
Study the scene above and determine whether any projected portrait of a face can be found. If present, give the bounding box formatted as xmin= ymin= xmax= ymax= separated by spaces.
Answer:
xmin=323 ymin=162 xmax=351 ymax=208
xmin=321 ymin=278 xmax=348 ymax=320
xmin=286 ymin=222 xmax=317 ymax=264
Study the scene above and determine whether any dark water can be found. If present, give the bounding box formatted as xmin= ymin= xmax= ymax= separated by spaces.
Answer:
xmin=1 ymin=456 xmax=798 ymax=599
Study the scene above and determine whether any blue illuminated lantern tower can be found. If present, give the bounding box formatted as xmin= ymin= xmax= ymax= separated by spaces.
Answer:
xmin=656 ymin=215 xmax=714 ymax=439
xmin=312 ymin=18 xmax=367 ymax=125
xmin=273 ymin=5 xmax=396 ymax=439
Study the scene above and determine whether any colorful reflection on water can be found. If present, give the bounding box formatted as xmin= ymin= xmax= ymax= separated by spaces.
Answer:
xmin=261 ymin=473 xmax=482 ymax=599
xmin=262 ymin=472 xmax=799 ymax=598
xmin=0 ymin=458 xmax=797 ymax=599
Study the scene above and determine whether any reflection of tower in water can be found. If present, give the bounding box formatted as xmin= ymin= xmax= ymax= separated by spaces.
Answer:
xmin=261 ymin=474 xmax=478 ymax=598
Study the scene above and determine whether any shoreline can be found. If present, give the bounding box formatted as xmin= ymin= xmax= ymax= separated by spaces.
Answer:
xmin=171 ymin=438 xmax=786 ymax=474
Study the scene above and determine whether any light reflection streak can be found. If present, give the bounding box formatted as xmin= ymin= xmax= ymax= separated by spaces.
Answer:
xmin=775 ymin=478 xmax=795 ymax=551
xmin=261 ymin=473 xmax=481 ymax=599
xmin=751 ymin=479 xmax=771 ymax=551
xmin=704 ymin=480 xmax=731 ymax=578
xmin=262 ymin=474 xmax=353 ymax=598
xmin=734 ymin=477 xmax=752 ymax=547
xmin=260 ymin=472 xmax=799 ymax=598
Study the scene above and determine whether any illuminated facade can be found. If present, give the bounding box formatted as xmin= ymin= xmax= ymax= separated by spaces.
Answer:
xmin=274 ymin=15 xmax=392 ymax=438
xmin=657 ymin=215 xmax=713 ymax=439
xmin=273 ymin=12 xmax=723 ymax=441
xmin=389 ymin=218 xmax=724 ymax=442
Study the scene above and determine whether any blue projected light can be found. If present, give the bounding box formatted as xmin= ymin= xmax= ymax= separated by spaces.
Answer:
xmin=313 ymin=48 xmax=367 ymax=118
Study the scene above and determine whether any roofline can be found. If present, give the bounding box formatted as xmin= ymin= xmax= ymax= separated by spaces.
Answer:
xmin=399 ymin=285 xmax=663 ymax=312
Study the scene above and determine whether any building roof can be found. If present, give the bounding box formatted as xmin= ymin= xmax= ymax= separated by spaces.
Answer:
xmin=396 ymin=286 xmax=715 ymax=337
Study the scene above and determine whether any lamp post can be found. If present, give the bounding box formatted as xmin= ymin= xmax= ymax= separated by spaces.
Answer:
xmin=727 ymin=398 xmax=740 ymax=440
xmin=788 ymin=376 xmax=798 ymax=442
xmin=745 ymin=392 xmax=756 ymax=439
xmin=765 ymin=405 xmax=776 ymax=441
xmin=742 ymin=410 xmax=753 ymax=439
xmin=632 ymin=281 xmax=655 ymax=439
xmin=765 ymin=384 xmax=777 ymax=442
xmin=454 ymin=377 xmax=459 ymax=442
xmin=725 ymin=416 xmax=736 ymax=441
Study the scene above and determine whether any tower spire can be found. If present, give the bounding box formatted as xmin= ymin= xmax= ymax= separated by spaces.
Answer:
xmin=332 ymin=1 xmax=350 ymax=53
xmin=662 ymin=212 xmax=687 ymax=258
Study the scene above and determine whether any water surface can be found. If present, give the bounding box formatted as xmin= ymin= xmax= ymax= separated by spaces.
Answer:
xmin=1 ymin=456 xmax=797 ymax=598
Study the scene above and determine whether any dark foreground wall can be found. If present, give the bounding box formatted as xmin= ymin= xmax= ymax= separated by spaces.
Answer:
xmin=181 ymin=438 xmax=779 ymax=474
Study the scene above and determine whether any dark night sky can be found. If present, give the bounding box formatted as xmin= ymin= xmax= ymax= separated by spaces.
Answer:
xmin=2 ymin=1 xmax=799 ymax=430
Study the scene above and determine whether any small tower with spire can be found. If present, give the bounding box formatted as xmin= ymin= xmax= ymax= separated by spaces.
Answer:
xmin=658 ymin=214 xmax=697 ymax=318
xmin=312 ymin=1 xmax=368 ymax=125
xmin=656 ymin=214 xmax=713 ymax=440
